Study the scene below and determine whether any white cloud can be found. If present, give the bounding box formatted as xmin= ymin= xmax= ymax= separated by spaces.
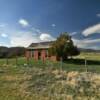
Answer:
xmin=82 ymin=23 xmax=100 ymax=36
xmin=10 ymin=32 xmax=40 ymax=47
xmin=0 ymin=24 xmax=7 ymax=28
xmin=19 ymin=19 xmax=29 ymax=27
xmin=96 ymin=13 xmax=100 ymax=17
xmin=1 ymin=33 xmax=8 ymax=38
xmin=10 ymin=31 xmax=55 ymax=47
xmin=70 ymin=32 xmax=77 ymax=36
xmin=0 ymin=24 xmax=55 ymax=47
xmin=40 ymin=33 xmax=55 ymax=41
xmin=51 ymin=24 xmax=56 ymax=27
xmin=72 ymin=38 xmax=100 ymax=49
xmin=0 ymin=41 xmax=10 ymax=47
xmin=83 ymin=39 xmax=100 ymax=43
xmin=72 ymin=38 xmax=87 ymax=48
xmin=32 ymin=27 xmax=41 ymax=34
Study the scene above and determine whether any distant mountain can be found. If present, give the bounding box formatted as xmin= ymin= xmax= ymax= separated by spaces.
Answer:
xmin=0 ymin=46 xmax=25 ymax=58
xmin=79 ymin=48 xmax=100 ymax=53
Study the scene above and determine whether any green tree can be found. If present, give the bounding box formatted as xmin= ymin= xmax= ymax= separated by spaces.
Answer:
xmin=49 ymin=32 xmax=80 ymax=61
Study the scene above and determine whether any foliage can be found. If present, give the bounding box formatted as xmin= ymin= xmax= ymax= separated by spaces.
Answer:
xmin=49 ymin=32 xmax=80 ymax=60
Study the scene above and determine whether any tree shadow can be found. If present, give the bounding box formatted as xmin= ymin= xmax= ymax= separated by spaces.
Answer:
xmin=63 ymin=59 xmax=100 ymax=65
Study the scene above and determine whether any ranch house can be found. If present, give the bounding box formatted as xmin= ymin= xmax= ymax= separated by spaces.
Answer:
xmin=26 ymin=41 xmax=57 ymax=61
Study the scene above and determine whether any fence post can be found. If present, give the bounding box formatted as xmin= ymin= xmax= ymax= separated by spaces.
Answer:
xmin=6 ymin=57 xmax=8 ymax=65
xmin=60 ymin=57 xmax=63 ymax=71
xmin=85 ymin=57 xmax=88 ymax=72
xmin=15 ymin=56 xmax=18 ymax=65
xmin=27 ymin=57 xmax=29 ymax=65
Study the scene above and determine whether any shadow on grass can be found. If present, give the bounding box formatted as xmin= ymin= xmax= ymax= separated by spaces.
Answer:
xmin=63 ymin=59 xmax=100 ymax=65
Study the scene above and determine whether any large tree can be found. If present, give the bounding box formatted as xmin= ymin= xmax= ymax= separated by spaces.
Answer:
xmin=49 ymin=32 xmax=80 ymax=61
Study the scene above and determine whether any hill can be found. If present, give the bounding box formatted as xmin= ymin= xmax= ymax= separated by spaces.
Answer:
xmin=79 ymin=48 xmax=100 ymax=53
xmin=0 ymin=46 xmax=25 ymax=58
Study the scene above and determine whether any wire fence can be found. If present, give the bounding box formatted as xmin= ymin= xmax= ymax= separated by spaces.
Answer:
xmin=0 ymin=57 xmax=100 ymax=73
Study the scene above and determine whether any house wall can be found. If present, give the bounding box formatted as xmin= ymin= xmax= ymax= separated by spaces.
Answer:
xmin=26 ymin=49 xmax=57 ymax=61
xmin=34 ymin=50 xmax=38 ymax=60
xmin=41 ymin=50 xmax=46 ymax=61
xmin=25 ymin=50 xmax=30 ymax=59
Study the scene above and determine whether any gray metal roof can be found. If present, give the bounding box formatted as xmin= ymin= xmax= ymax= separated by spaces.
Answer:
xmin=27 ymin=41 xmax=53 ymax=50
xmin=27 ymin=45 xmax=51 ymax=50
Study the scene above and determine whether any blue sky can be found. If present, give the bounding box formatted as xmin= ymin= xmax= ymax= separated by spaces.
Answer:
xmin=0 ymin=0 xmax=100 ymax=49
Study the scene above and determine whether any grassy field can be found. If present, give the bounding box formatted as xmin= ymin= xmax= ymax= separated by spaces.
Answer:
xmin=0 ymin=64 xmax=100 ymax=100
xmin=0 ymin=52 xmax=100 ymax=73
xmin=0 ymin=52 xmax=100 ymax=100
xmin=76 ymin=52 xmax=100 ymax=61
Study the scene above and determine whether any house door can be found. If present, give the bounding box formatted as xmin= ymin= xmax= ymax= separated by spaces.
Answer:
xmin=38 ymin=51 xmax=41 ymax=60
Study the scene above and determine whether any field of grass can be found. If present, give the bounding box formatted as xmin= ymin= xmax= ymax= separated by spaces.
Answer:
xmin=0 ymin=52 xmax=100 ymax=100
xmin=0 ymin=52 xmax=100 ymax=73
xmin=76 ymin=52 xmax=100 ymax=61
xmin=0 ymin=65 xmax=100 ymax=100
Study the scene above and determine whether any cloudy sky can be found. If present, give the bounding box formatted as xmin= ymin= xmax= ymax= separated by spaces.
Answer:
xmin=0 ymin=0 xmax=100 ymax=49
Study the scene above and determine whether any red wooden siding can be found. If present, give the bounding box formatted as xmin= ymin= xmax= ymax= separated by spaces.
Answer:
xmin=26 ymin=49 xmax=57 ymax=61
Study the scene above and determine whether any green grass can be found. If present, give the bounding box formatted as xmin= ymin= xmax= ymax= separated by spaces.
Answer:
xmin=0 ymin=65 xmax=100 ymax=100
xmin=0 ymin=52 xmax=100 ymax=73
xmin=76 ymin=52 xmax=100 ymax=61
xmin=0 ymin=52 xmax=100 ymax=100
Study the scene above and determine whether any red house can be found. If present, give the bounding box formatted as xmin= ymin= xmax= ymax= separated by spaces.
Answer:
xmin=26 ymin=41 xmax=57 ymax=61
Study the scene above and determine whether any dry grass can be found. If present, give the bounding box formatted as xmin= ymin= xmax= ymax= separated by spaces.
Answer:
xmin=0 ymin=65 xmax=100 ymax=100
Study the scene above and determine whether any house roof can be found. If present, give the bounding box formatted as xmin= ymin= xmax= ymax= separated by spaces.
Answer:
xmin=27 ymin=41 xmax=53 ymax=50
